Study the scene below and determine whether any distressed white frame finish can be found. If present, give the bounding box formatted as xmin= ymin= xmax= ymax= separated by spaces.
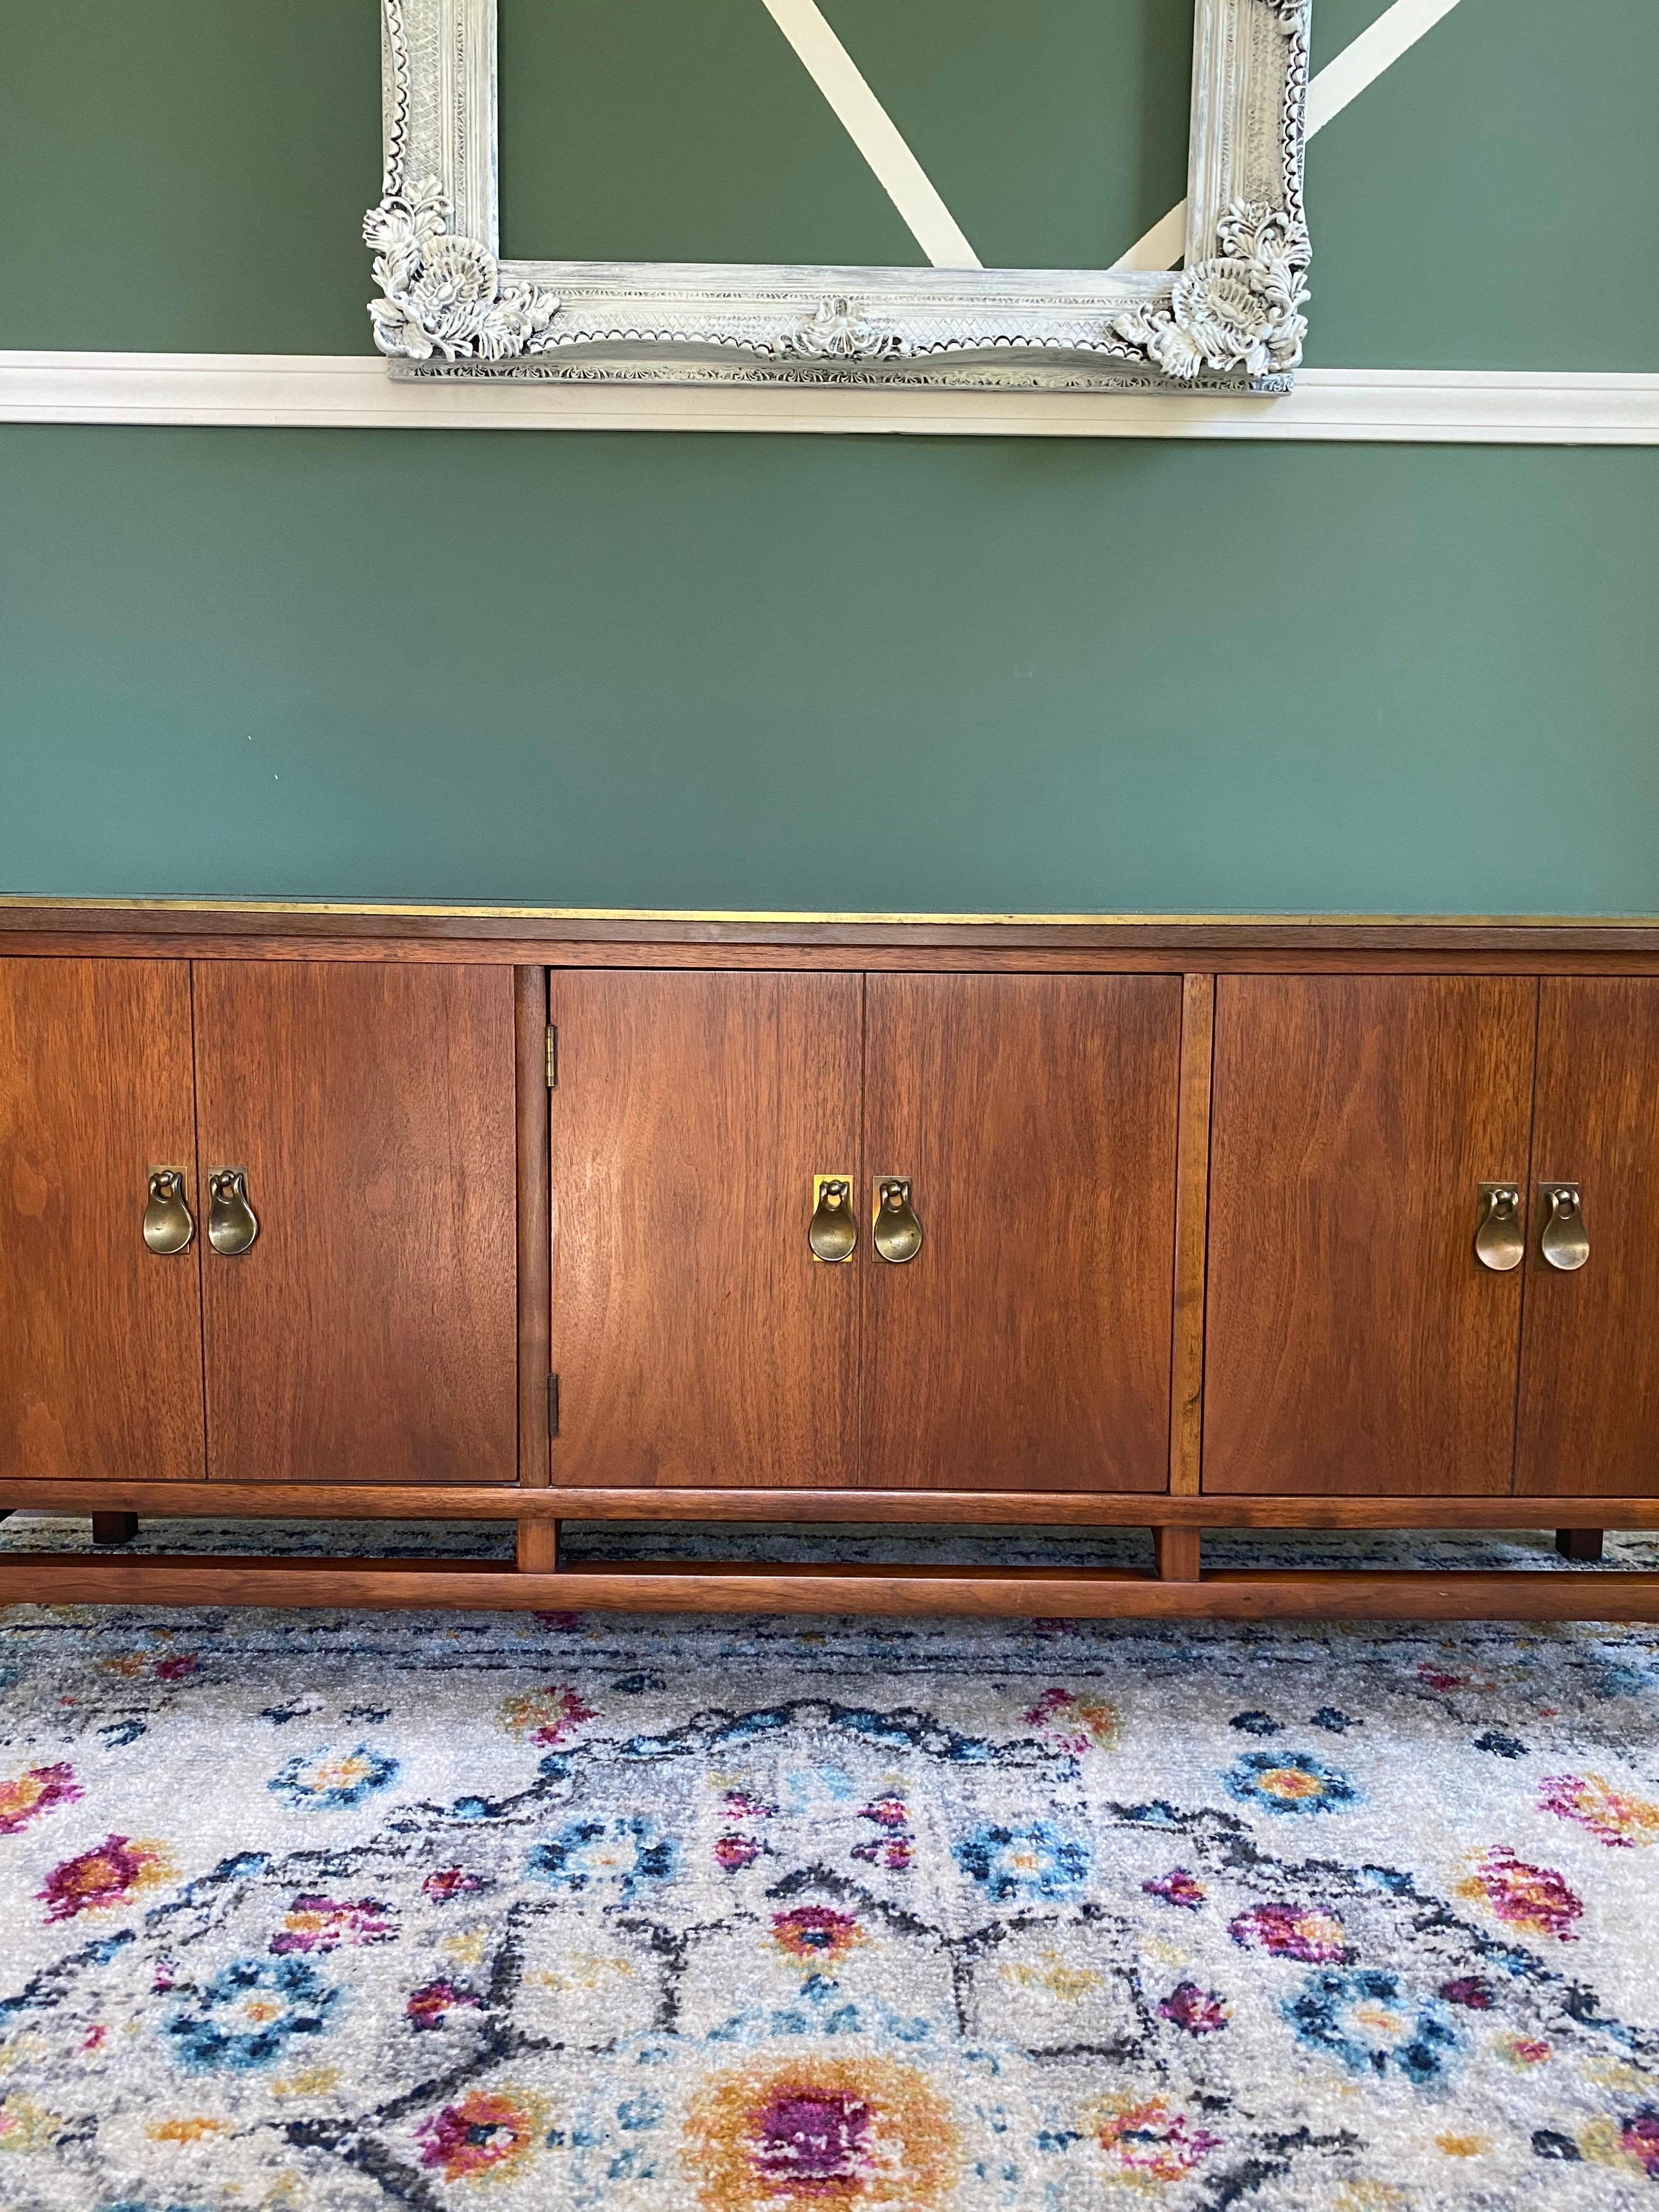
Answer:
xmin=368 ymin=0 xmax=1312 ymax=392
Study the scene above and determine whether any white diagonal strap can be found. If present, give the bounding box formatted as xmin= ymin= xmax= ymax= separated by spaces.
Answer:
xmin=756 ymin=0 xmax=983 ymax=269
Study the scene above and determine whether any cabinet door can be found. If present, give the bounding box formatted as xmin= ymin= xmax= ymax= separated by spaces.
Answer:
xmin=548 ymin=970 xmax=861 ymax=1489
xmin=1203 ymin=977 xmax=1535 ymax=1496
xmin=193 ymin=962 xmax=518 ymax=1486
xmin=860 ymin=974 xmax=1182 ymax=1492
xmin=1 ymin=959 xmax=205 ymax=1483
xmin=1516 ymin=980 xmax=1659 ymax=1497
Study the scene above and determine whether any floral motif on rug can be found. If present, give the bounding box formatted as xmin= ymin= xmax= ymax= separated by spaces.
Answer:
xmin=1 ymin=1519 xmax=1657 ymax=2208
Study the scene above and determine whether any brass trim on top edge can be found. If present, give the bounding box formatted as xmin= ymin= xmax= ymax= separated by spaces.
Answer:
xmin=2 ymin=896 xmax=1657 ymax=930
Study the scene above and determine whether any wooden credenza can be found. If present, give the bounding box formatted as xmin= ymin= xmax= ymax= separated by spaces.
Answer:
xmin=3 ymin=901 xmax=1658 ymax=1621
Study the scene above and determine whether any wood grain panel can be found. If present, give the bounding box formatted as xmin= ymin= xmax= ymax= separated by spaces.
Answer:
xmin=0 ymin=957 xmax=205 ymax=1483
xmin=546 ymin=969 xmax=862 ymax=1488
xmin=193 ymin=962 xmax=518 ymax=1485
xmin=861 ymin=974 xmax=1182 ymax=1492
xmin=515 ymin=968 xmax=551 ymax=1487
xmin=1517 ymin=980 xmax=1659 ymax=1496
xmin=1204 ymin=977 xmax=1537 ymax=1496
xmin=1170 ymin=975 xmax=1215 ymax=1493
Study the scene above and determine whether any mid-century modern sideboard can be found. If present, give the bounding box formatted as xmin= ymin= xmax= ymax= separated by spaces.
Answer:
xmin=3 ymin=900 xmax=1658 ymax=1622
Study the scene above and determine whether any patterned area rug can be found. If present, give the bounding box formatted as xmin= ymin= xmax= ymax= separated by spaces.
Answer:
xmin=2 ymin=1515 xmax=1658 ymax=2210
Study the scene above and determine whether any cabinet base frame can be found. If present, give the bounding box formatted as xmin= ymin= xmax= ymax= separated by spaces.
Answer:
xmin=1 ymin=1552 xmax=1656 ymax=1622
xmin=4 ymin=1481 xmax=1659 ymax=1530
xmin=1 ymin=1484 xmax=1655 ymax=1621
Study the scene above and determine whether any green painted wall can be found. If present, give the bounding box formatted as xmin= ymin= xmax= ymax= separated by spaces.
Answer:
xmin=3 ymin=0 xmax=1656 ymax=909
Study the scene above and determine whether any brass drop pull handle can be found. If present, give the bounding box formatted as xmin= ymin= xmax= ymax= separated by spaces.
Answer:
xmin=206 ymin=1167 xmax=259 ymax=1256
xmin=808 ymin=1175 xmax=857 ymax=1264
xmin=1539 ymin=1182 xmax=1589 ymax=1272
xmin=142 ymin=1168 xmax=195 ymax=1256
xmin=1472 ymin=1182 xmax=1523 ymax=1273
xmin=872 ymin=1177 xmax=922 ymax=1264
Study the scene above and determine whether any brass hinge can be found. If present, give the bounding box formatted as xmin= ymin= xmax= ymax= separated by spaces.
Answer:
xmin=548 ymin=1374 xmax=560 ymax=1437
xmin=545 ymin=1024 xmax=557 ymax=1087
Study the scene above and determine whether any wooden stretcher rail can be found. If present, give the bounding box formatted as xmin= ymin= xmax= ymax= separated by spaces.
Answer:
xmin=2 ymin=1554 xmax=1657 ymax=1621
xmin=4 ymin=1481 xmax=1659 ymax=1527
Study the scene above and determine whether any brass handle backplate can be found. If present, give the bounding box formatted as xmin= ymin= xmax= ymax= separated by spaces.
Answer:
xmin=1539 ymin=1182 xmax=1589 ymax=1272
xmin=206 ymin=1167 xmax=259 ymax=1256
xmin=808 ymin=1175 xmax=856 ymax=1264
xmin=1473 ymin=1182 xmax=1524 ymax=1273
xmin=143 ymin=1168 xmax=195 ymax=1256
xmin=872 ymin=1177 xmax=923 ymax=1264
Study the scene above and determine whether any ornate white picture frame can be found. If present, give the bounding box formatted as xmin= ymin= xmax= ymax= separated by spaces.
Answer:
xmin=368 ymin=0 xmax=1311 ymax=392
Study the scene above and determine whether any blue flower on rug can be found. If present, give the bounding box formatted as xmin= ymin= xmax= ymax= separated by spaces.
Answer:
xmin=1224 ymin=1751 xmax=1358 ymax=1816
xmin=267 ymin=1744 xmax=399 ymax=1811
xmin=953 ymin=1820 xmax=1090 ymax=1900
xmin=1285 ymin=1969 xmax=1462 ymax=2085
xmin=527 ymin=1815 xmax=678 ymax=1899
xmin=162 ymin=1956 xmax=341 ymax=2072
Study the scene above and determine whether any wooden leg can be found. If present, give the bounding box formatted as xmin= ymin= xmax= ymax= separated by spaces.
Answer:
xmin=92 ymin=1513 xmax=139 ymax=1547
xmin=1155 ymin=1527 xmax=1202 ymax=1581
xmin=1555 ymin=1528 xmax=1605 ymax=1564
xmin=517 ymin=1519 xmax=560 ymax=1573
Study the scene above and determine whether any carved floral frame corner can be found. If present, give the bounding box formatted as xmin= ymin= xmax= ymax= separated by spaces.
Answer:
xmin=367 ymin=0 xmax=1311 ymax=394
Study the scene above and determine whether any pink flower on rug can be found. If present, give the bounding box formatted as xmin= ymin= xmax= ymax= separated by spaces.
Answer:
xmin=422 ymin=1867 xmax=487 ymax=1903
xmin=1500 ymin=2036 xmax=1551 ymax=2067
xmin=1143 ymin=1868 xmax=1206 ymax=1910
xmin=0 ymin=1763 xmax=81 ymax=1836
xmin=1437 ymin=1977 xmax=1496 ymax=2008
xmin=407 ymin=1978 xmax=483 ymax=2030
xmin=416 ymin=2089 xmax=542 ymax=2182
xmin=859 ymin=1794 xmax=909 ymax=1831
xmin=1458 ymin=1848 xmax=1583 ymax=1940
xmin=38 ymin=1835 xmax=174 ymax=1923
xmin=771 ymin=1906 xmax=866 ymax=1967
xmin=1094 ymin=2096 xmax=1221 ymax=2181
xmin=154 ymin=1655 xmax=200 ymax=1680
xmin=686 ymin=2056 xmax=960 ymax=2207
xmin=1538 ymin=1773 xmax=1659 ymax=1849
xmin=1622 ymin=2113 xmax=1659 ymax=2179
xmin=852 ymin=1793 xmax=915 ymax=1872
xmin=853 ymin=1833 xmax=913 ymax=1872
xmin=1023 ymin=1688 xmax=1120 ymax=1752
xmin=1228 ymin=1903 xmax=1349 ymax=1963
xmin=498 ymin=1683 xmax=597 ymax=1746
xmin=1158 ymin=1982 xmax=1229 ymax=2035
xmin=271 ymin=1894 xmax=395 ymax=1954
xmin=715 ymin=1832 xmax=763 ymax=1871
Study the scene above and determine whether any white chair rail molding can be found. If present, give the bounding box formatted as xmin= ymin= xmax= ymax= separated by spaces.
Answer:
xmin=3 ymin=355 xmax=1657 ymax=443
